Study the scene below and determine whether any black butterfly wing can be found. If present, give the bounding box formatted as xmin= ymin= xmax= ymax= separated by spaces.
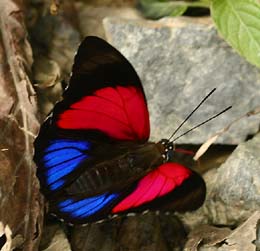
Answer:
xmin=64 ymin=36 xmax=146 ymax=101
xmin=34 ymin=36 xmax=152 ymax=203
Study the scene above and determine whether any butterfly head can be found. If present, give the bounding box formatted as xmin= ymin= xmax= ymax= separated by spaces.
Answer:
xmin=159 ymin=139 xmax=174 ymax=162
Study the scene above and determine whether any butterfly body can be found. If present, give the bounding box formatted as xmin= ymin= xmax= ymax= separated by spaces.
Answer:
xmin=63 ymin=141 xmax=165 ymax=197
xmin=34 ymin=36 xmax=206 ymax=224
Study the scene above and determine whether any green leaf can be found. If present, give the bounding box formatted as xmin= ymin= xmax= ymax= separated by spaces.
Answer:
xmin=211 ymin=0 xmax=260 ymax=68
xmin=138 ymin=0 xmax=188 ymax=19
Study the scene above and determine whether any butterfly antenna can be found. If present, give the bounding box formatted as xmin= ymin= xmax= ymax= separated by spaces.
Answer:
xmin=168 ymin=88 xmax=217 ymax=141
xmin=171 ymin=105 xmax=232 ymax=143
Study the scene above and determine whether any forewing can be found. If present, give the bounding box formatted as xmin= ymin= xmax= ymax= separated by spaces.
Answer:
xmin=54 ymin=85 xmax=149 ymax=141
xmin=34 ymin=36 xmax=150 ymax=198
xmin=52 ymin=36 xmax=150 ymax=141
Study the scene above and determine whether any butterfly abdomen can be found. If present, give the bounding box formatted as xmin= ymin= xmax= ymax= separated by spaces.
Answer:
xmin=65 ymin=142 xmax=164 ymax=196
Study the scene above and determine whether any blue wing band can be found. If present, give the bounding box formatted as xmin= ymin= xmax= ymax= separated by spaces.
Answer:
xmin=38 ymin=139 xmax=91 ymax=191
xmin=58 ymin=193 xmax=119 ymax=219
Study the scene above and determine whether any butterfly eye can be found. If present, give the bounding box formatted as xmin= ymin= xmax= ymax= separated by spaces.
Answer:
xmin=160 ymin=139 xmax=169 ymax=145
xmin=169 ymin=144 xmax=173 ymax=149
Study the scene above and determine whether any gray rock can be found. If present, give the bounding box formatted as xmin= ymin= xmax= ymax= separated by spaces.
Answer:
xmin=103 ymin=17 xmax=260 ymax=144
xmin=204 ymin=133 xmax=260 ymax=225
xmin=181 ymin=133 xmax=260 ymax=227
xmin=75 ymin=3 xmax=142 ymax=39
xmin=39 ymin=224 xmax=71 ymax=251
xmin=30 ymin=13 xmax=81 ymax=77
xmin=70 ymin=214 xmax=186 ymax=251
xmin=70 ymin=220 xmax=120 ymax=251
xmin=30 ymin=13 xmax=81 ymax=116
xmin=33 ymin=55 xmax=63 ymax=118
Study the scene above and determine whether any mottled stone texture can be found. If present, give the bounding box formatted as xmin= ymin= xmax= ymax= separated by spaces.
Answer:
xmin=75 ymin=2 xmax=142 ymax=39
xmin=203 ymin=133 xmax=260 ymax=225
xmin=181 ymin=133 xmax=260 ymax=227
xmin=29 ymin=11 xmax=81 ymax=118
xmin=103 ymin=17 xmax=260 ymax=144
xmin=39 ymin=224 xmax=71 ymax=251
xmin=70 ymin=214 xmax=186 ymax=251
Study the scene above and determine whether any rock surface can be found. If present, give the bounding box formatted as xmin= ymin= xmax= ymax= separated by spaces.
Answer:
xmin=30 ymin=13 xmax=81 ymax=77
xmin=181 ymin=133 xmax=260 ymax=227
xmin=103 ymin=17 xmax=260 ymax=144
xmin=204 ymin=133 xmax=260 ymax=225
xmin=70 ymin=214 xmax=186 ymax=251
xmin=39 ymin=224 xmax=71 ymax=251
xmin=29 ymin=11 xmax=81 ymax=117
xmin=76 ymin=3 xmax=142 ymax=39
xmin=33 ymin=55 xmax=63 ymax=119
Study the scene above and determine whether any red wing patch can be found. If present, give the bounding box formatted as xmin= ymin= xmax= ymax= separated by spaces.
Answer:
xmin=112 ymin=162 xmax=192 ymax=213
xmin=56 ymin=86 xmax=150 ymax=141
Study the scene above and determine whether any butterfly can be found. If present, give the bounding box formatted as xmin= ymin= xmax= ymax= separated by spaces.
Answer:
xmin=34 ymin=36 xmax=206 ymax=224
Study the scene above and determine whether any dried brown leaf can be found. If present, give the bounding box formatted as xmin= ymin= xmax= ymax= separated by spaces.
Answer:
xmin=185 ymin=212 xmax=260 ymax=250
xmin=221 ymin=211 xmax=260 ymax=251
xmin=0 ymin=1 xmax=44 ymax=250
xmin=184 ymin=224 xmax=231 ymax=251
